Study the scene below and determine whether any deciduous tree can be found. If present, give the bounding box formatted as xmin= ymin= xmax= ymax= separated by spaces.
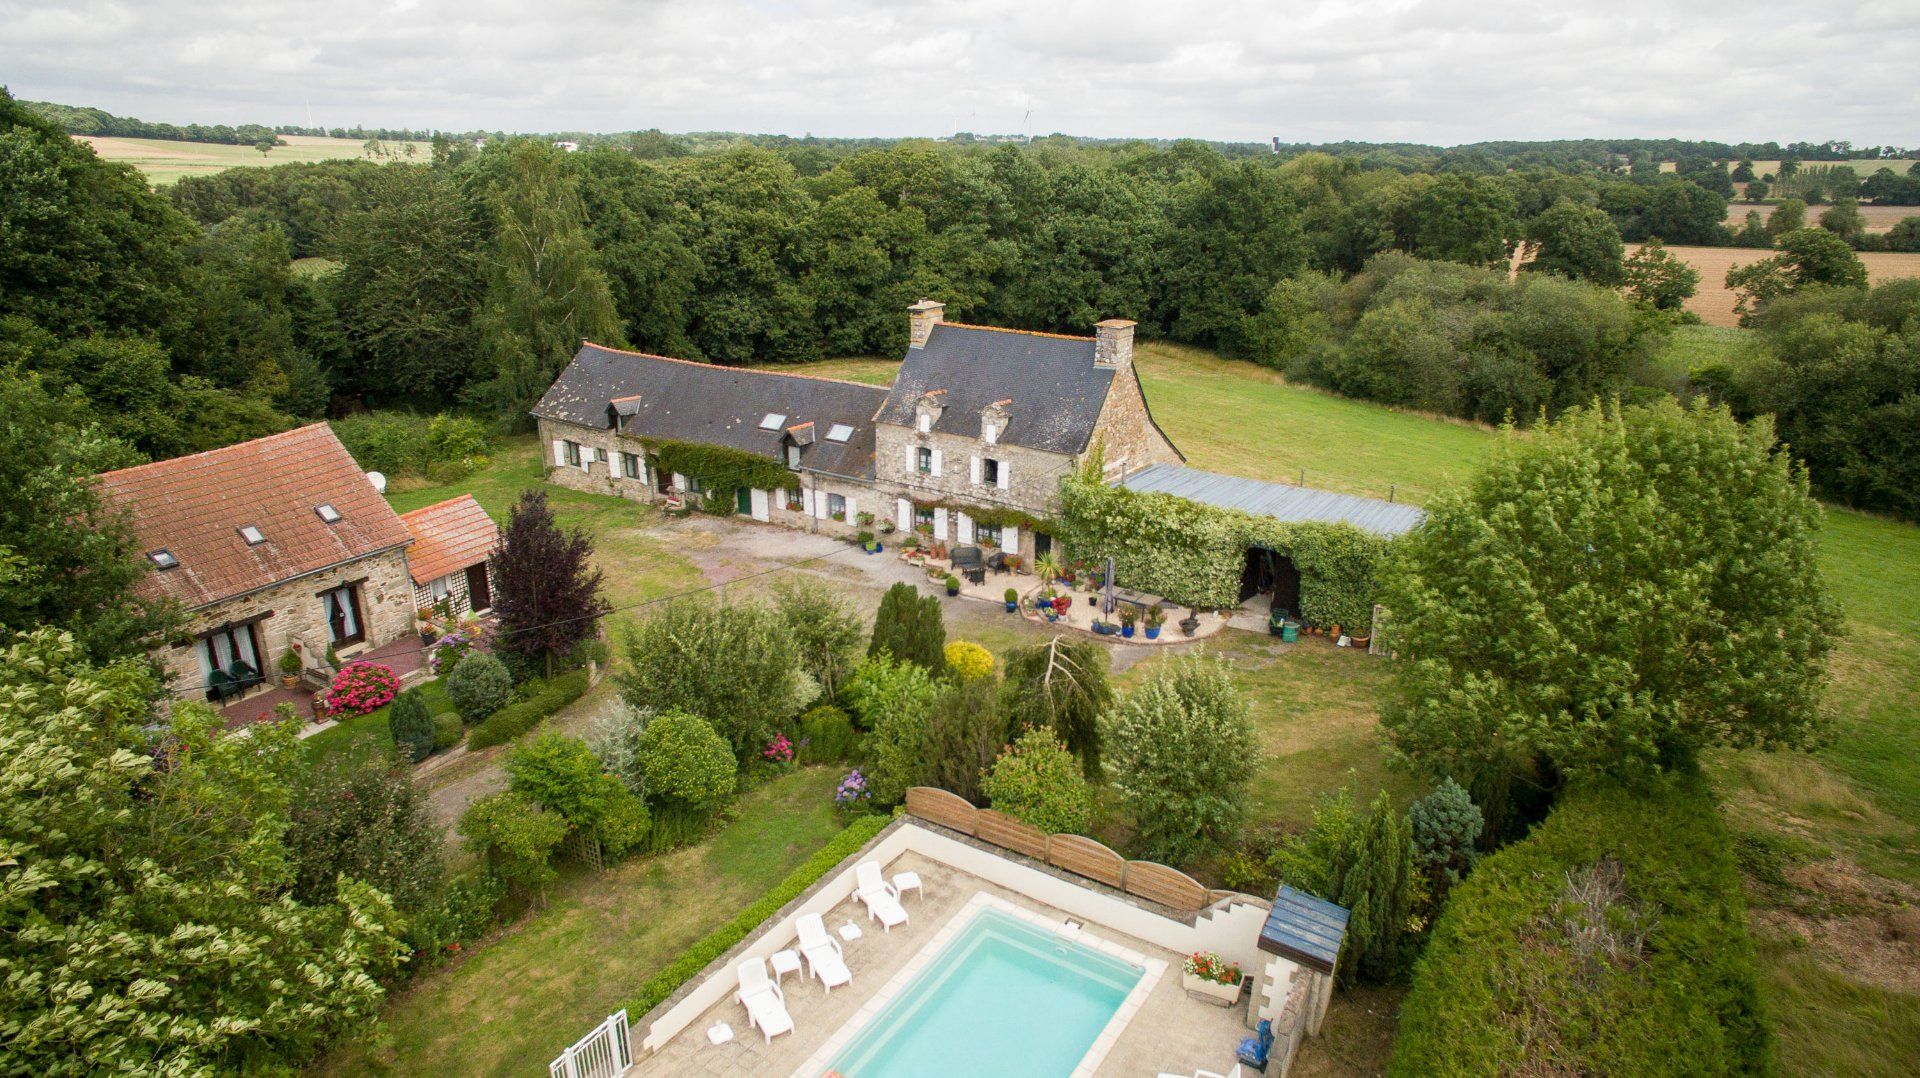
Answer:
xmin=1000 ymin=635 xmax=1113 ymax=779
xmin=1106 ymin=654 xmax=1256 ymax=863
xmin=492 ymin=489 xmax=610 ymax=678
xmin=618 ymin=595 xmax=803 ymax=762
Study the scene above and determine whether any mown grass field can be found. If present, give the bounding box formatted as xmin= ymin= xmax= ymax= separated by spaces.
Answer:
xmin=75 ymin=133 xmax=430 ymax=184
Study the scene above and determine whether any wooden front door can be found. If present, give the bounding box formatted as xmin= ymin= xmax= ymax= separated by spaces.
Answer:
xmin=465 ymin=564 xmax=492 ymax=612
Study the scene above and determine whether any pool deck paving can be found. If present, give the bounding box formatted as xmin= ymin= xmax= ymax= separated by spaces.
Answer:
xmin=634 ymin=850 xmax=1250 ymax=1077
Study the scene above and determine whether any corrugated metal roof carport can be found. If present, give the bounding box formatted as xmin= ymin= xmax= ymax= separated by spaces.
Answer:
xmin=1114 ymin=463 xmax=1426 ymax=538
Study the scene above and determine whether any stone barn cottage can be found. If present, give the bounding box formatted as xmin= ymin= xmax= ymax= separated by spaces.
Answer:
xmin=532 ymin=300 xmax=1184 ymax=563
xmin=398 ymin=494 xmax=501 ymax=616
xmin=97 ymin=424 xmax=421 ymax=720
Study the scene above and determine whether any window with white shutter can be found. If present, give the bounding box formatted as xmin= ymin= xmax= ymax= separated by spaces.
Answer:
xmin=970 ymin=456 xmax=981 ymax=485
xmin=552 ymin=439 xmax=567 ymax=467
xmin=844 ymin=496 xmax=857 ymax=523
xmin=997 ymin=461 xmax=1010 ymax=490
xmin=930 ymin=449 xmax=943 ymax=476
xmin=896 ymin=498 xmax=912 ymax=531
xmin=1003 ymin=525 xmax=1019 ymax=554
xmin=956 ymin=512 xmax=975 ymax=544
xmin=802 ymin=489 xmax=815 ymax=517
xmin=933 ymin=508 xmax=949 ymax=540
xmin=905 ymin=445 xmax=917 ymax=474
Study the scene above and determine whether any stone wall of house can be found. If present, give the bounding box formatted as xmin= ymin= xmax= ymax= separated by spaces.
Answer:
xmin=153 ymin=547 xmax=415 ymax=702
xmin=1090 ymin=363 xmax=1184 ymax=479
xmin=872 ymin=424 xmax=1073 ymax=520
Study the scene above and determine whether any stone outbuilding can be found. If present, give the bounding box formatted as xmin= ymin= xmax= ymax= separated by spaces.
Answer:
xmin=97 ymin=424 xmax=420 ymax=721
xmin=399 ymin=494 xmax=500 ymax=616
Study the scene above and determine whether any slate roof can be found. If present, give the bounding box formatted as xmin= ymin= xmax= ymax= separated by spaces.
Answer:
xmin=398 ymin=495 xmax=499 ymax=586
xmin=532 ymin=343 xmax=888 ymax=478
xmin=1116 ymin=463 xmax=1427 ymax=538
xmin=877 ymin=323 xmax=1115 ymax=456
xmin=97 ymin=424 xmax=412 ymax=610
xmin=1259 ymin=886 xmax=1350 ymax=975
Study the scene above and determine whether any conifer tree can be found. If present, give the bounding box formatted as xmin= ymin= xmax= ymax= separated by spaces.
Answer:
xmin=867 ymin=582 xmax=947 ymax=674
xmin=1332 ymin=791 xmax=1415 ymax=984
xmin=387 ymin=687 xmax=436 ymax=763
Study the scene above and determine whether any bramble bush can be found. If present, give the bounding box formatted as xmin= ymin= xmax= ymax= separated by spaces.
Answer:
xmin=981 ymin=729 xmax=1096 ymax=834
xmin=447 ymin=649 xmax=513 ymax=722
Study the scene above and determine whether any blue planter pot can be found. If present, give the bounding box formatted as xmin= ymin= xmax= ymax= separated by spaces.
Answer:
xmin=1145 ymin=626 xmax=1160 ymax=640
xmin=1121 ymin=626 xmax=1135 ymax=639
xmin=1005 ymin=601 xmax=1018 ymax=612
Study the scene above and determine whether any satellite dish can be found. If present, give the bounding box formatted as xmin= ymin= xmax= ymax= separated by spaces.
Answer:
xmin=366 ymin=471 xmax=387 ymax=494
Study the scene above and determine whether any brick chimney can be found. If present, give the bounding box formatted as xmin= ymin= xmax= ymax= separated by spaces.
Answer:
xmin=908 ymin=299 xmax=945 ymax=349
xmin=1094 ymin=318 xmax=1135 ymax=369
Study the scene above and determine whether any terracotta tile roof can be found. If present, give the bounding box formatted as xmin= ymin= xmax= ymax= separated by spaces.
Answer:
xmin=398 ymin=494 xmax=500 ymax=586
xmin=96 ymin=424 xmax=413 ymax=610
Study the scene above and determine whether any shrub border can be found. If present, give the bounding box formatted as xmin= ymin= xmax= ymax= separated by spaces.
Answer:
xmin=623 ymin=813 xmax=891 ymax=1020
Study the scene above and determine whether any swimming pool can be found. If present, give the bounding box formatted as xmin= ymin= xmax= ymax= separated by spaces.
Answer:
xmin=827 ymin=906 xmax=1146 ymax=1077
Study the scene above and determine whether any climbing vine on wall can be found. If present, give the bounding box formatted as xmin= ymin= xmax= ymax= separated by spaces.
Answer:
xmin=644 ymin=439 xmax=797 ymax=511
xmin=911 ymin=499 xmax=1053 ymax=535
xmin=1057 ymin=475 xmax=1395 ymax=630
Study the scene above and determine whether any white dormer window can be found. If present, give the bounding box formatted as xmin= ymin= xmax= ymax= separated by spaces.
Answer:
xmin=149 ymin=549 xmax=178 ymax=570
xmin=239 ymin=525 xmax=266 ymax=546
xmin=917 ymin=413 xmax=932 ymax=433
xmin=787 ymin=444 xmax=802 ymax=469
xmin=315 ymin=503 xmax=341 ymax=523
xmin=826 ymin=424 xmax=853 ymax=443
xmin=759 ymin=413 xmax=787 ymax=431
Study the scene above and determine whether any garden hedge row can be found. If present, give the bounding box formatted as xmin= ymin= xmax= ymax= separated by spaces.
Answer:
xmin=1058 ymin=474 xmax=1391 ymax=628
xmin=467 ymin=669 xmax=592 ymax=750
xmin=1390 ymin=775 xmax=1771 ymax=1076
xmin=625 ymin=813 xmax=890 ymax=1019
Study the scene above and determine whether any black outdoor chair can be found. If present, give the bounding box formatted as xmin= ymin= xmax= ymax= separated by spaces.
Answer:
xmin=949 ymin=545 xmax=988 ymax=584
xmin=988 ymin=551 xmax=1013 ymax=575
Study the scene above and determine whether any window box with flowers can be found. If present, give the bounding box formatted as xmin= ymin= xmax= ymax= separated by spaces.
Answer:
xmin=1181 ymin=951 xmax=1244 ymax=1006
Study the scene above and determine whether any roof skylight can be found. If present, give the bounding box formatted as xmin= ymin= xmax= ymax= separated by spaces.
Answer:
xmin=826 ymin=424 xmax=854 ymax=443
xmin=239 ymin=525 xmax=266 ymax=546
xmin=315 ymin=503 xmax=341 ymax=523
xmin=148 ymin=549 xmax=178 ymax=570
xmin=759 ymin=413 xmax=787 ymax=430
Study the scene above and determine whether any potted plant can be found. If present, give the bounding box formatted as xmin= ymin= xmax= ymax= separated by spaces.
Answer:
xmin=277 ymin=648 xmax=302 ymax=688
xmin=1034 ymin=551 xmax=1063 ymax=585
xmin=1182 ymin=952 xmax=1244 ymax=1006
xmin=1092 ymin=619 xmax=1116 ymax=636
xmin=1180 ymin=608 xmax=1202 ymax=637
xmin=857 ymin=529 xmax=879 ymax=554
xmin=879 ymin=520 xmax=896 ymax=535
xmin=1144 ymin=605 xmax=1165 ymax=640
xmin=830 ymin=508 xmax=846 ymax=523
xmin=1004 ymin=587 xmax=1019 ymax=613
xmin=1118 ymin=606 xmax=1137 ymax=638
xmin=1350 ymin=631 xmax=1371 ymax=651
xmin=856 ymin=510 xmax=875 ymax=528
xmin=944 ymin=574 xmax=961 ymax=597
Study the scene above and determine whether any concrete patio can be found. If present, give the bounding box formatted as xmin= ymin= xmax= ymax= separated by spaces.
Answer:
xmin=635 ymin=848 xmax=1252 ymax=1077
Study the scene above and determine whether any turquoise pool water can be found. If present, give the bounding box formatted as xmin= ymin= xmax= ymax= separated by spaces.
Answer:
xmin=828 ymin=907 xmax=1144 ymax=1078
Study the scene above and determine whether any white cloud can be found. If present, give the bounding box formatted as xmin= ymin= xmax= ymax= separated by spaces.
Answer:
xmin=0 ymin=0 xmax=1913 ymax=145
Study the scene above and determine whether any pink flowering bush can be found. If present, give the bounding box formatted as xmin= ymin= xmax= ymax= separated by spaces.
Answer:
xmin=322 ymin=661 xmax=400 ymax=717
xmin=762 ymin=732 xmax=795 ymax=766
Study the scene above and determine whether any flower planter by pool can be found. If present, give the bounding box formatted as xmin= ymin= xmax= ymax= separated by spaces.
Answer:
xmin=1182 ymin=972 xmax=1243 ymax=1007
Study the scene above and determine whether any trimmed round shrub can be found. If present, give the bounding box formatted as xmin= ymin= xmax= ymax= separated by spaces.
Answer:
xmin=321 ymin=661 xmax=399 ymax=717
xmin=447 ymin=649 xmax=513 ymax=723
xmin=637 ymin=710 xmax=737 ymax=817
xmin=981 ymin=728 xmax=1096 ymax=834
xmin=432 ymin=713 xmax=463 ymax=752
xmin=943 ymin=641 xmax=994 ymax=681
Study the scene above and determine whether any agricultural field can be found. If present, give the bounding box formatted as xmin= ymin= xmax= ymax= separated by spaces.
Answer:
xmin=1624 ymin=243 xmax=1920 ymax=327
xmin=1722 ymin=200 xmax=1916 ymax=234
xmin=74 ymin=133 xmax=430 ymax=184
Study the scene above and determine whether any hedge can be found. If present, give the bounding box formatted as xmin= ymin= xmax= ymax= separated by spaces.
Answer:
xmin=1390 ymin=775 xmax=1771 ymax=1076
xmin=467 ymin=669 xmax=592 ymax=750
xmin=1057 ymin=474 xmax=1391 ymax=629
xmin=625 ymin=813 xmax=890 ymax=1019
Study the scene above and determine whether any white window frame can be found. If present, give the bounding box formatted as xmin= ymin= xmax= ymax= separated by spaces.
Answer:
xmin=826 ymin=493 xmax=847 ymax=520
xmin=564 ymin=440 xmax=582 ymax=468
xmin=916 ymin=446 xmax=933 ymax=474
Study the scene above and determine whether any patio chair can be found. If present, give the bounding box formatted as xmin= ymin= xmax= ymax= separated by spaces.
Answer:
xmin=228 ymin=659 xmax=263 ymax=692
xmin=795 ymin=913 xmax=853 ymax=993
xmin=207 ymin=668 xmax=243 ymax=703
xmin=853 ymin=861 xmax=909 ymax=931
xmin=734 ymin=958 xmax=794 ymax=1043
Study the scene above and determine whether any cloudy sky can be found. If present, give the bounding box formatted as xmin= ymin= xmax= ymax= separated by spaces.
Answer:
xmin=4 ymin=0 xmax=1916 ymax=145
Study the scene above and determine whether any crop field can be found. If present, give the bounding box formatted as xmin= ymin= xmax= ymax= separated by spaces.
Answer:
xmin=75 ymin=133 xmax=430 ymax=184
xmin=1722 ymin=201 xmax=1915 ymax=233
xmin=1624 ymin=243 xmax=1920 ymax=327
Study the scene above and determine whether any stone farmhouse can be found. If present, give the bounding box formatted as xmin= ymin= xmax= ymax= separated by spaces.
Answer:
xmin=96 ymin=424 xmax=498 ymax=721
xmin=532 ymin=300 xmax=1184 ymax=565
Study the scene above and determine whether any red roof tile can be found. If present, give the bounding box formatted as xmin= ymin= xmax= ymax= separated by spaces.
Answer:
xmin=97 ymin=424 xmax=413 ymax=610
xmin=398 ymin=494 xmax=500 ymax=586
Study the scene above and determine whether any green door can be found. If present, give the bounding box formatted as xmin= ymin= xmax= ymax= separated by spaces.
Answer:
xmin=735 ymin=487 xmax=752 ymax=515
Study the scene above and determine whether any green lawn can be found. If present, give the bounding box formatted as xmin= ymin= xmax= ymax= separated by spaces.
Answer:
xmin=317 ymin=768 xmax=844 ymax=1076
xmin=383 ymin=437 xmax=706 ymax=629
xmin=304 ymin=678 xmax=452 ymax=766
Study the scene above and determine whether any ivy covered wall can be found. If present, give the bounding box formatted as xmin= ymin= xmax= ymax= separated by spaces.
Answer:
xmin=1057 ymin=475 xmax=1397 ymax=630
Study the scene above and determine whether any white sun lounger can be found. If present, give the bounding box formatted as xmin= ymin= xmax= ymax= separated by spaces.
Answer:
xmin=796 ymin=913 xmax=853 ymax=993
xmin=853 ymin=861 xmax=909 ymax=931
xmin=735 ymin=958 xmax=794 ymax=1043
